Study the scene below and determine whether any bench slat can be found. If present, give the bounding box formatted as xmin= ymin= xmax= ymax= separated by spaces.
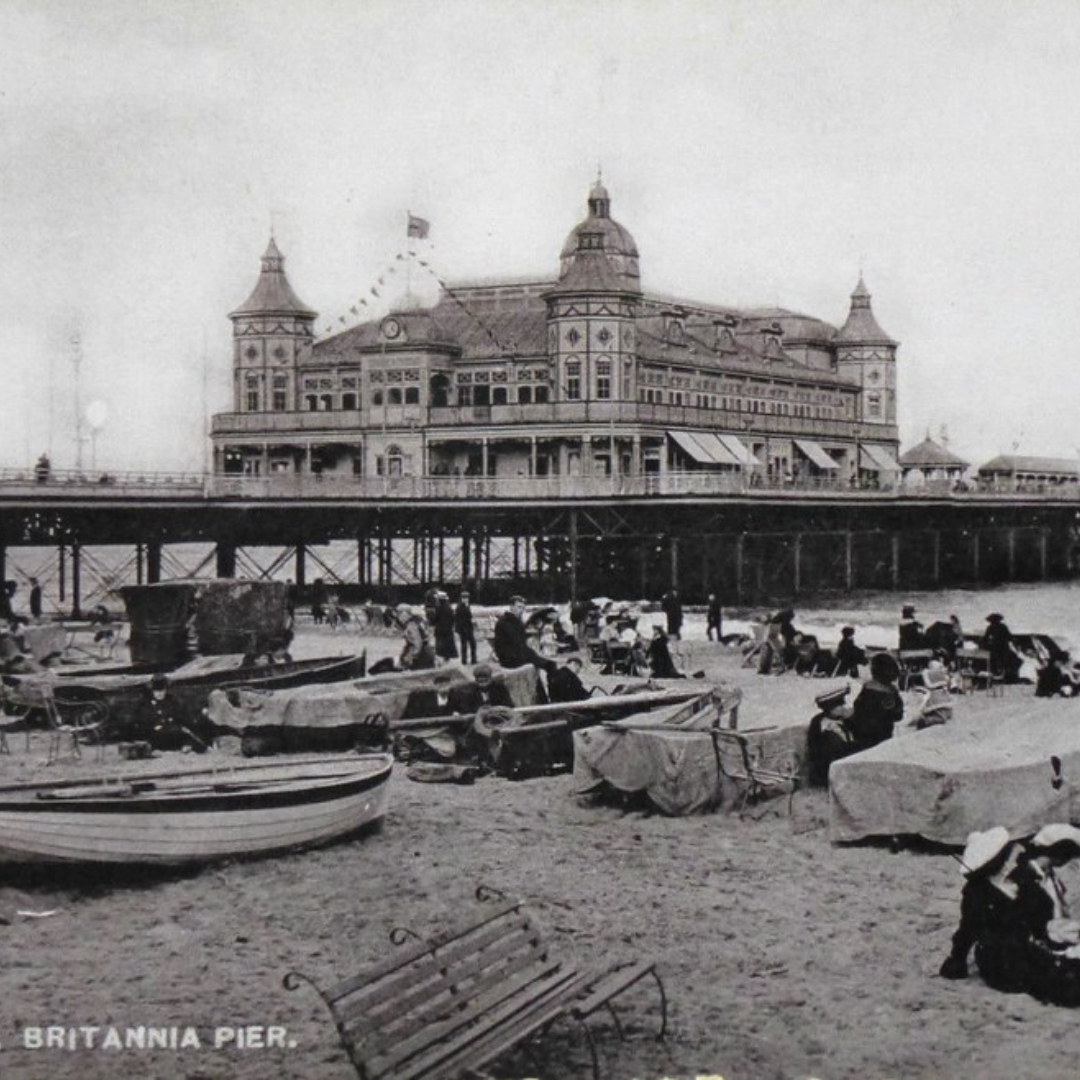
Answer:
xmin=328 ymin=903 xmax=524 ymax=1002
xmin=570 ymin=961 xmax=656 ymax=1018
xmin=375 ymin=965 xmax=582 ymax=1080
xmin=337 ymin=928 xmax=550 ymax=1057
xmin=364 ymin=959 xmax=570 ymax=1078
xmin=334 ymin=911 xmax=540 ymax=1029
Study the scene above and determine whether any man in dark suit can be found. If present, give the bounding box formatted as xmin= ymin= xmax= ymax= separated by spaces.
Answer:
xmin=548 ymin=655 xmax=591 ymax=703
xmin=29 ymin=578 xmax=43 ymax=620
xmin=493 ymin=597 xmax=555 ymax=675
xmin=454 ymin=590 xmax=477 ymax=664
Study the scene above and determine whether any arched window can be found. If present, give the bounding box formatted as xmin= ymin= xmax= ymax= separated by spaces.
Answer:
xmin=492 ymin=386 xmax=508 ymax=405
xmin=341 ymin=392 xmax=358 ymax=410
xmin=372 ymin=390 xmax=383 ymax=406
xmin=534 ymin=385 xmax=549 ymax=404
xmin=386 ymin=444 xmax=404 ymax=477
xmin=404 ymin=387 xmax=420 ymax=405
xmin=430 ymin=373 xmax=451 ymax=408
xmin=305 ymin=394 xmax=318 ymax=411
xmin=388 ymin=387 xmax=403 ymax=406
xmin=518 ymin=385 xmax=533 ymax=405
xmin=565 ymin=360 xmax=581 ymax=401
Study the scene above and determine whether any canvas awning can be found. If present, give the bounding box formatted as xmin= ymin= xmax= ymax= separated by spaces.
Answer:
xmin=667 ymin=431 xmax=741 ymax=466
xmin=860 ymin=444 xmax=901 ymax=472
xmin=794 ymin=439 xmax=840 ymax=470
xmin=717 ymin=433 xmax=761 ymax=467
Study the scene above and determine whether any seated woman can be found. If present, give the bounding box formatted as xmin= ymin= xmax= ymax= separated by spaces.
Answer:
xmin=908 ymin=661 xmax=953 ymax=729
xmin=805 ymin=684 xmax=855 ymax=788
xmin=647 ymin=627 xmax=683 ymax=679
xmin=847 ymin=652 xmax=903 ymax=753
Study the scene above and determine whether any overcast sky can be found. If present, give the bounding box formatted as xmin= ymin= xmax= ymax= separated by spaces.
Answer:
xmin=3 ymin=0 xmax=1080 ymax=473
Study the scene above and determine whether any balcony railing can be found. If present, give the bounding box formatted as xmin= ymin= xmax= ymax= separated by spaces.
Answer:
xmin=0 ymin=468 xmax=206 ymax=496
xmin=0 ymin=467 xmax=1075 ymax=504
xmin=212 ymin=403 xmax=897 ymax=443
xmin=205 ymin=471 xmax=1080 ymax=502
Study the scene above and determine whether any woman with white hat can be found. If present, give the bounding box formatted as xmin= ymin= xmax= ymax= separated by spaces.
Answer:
xmin=939 ymin=827 xmax=1023 ymax=981
xmin=909 ymin=661 xmax=953 ymax=729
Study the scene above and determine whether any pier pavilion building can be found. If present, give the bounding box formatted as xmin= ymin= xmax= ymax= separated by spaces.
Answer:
xmin=210 ymin=182 xmax=901 ymax=491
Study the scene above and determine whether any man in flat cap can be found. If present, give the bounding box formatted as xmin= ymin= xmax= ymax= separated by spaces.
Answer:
xmin=805 ymin=684 xmax=854 ymax=788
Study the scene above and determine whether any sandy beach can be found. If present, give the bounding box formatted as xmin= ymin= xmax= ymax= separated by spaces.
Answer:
xmin=1 ymin=618 xmax=1079 ymax=1080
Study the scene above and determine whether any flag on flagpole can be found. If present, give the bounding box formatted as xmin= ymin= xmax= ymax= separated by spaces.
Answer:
xmin=407 ymin=213 xmax=430 ymax=240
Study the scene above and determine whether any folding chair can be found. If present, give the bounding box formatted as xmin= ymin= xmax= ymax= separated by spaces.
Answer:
xmin=604 ymin=641 xmax=635 ymax=676
xmin=0 ymin=680 xmax=32 ymax=753
xmin=710 ymin=724 xmax=800 ymax=816
xmin=13 ymin=682 xmax=107 ymax=764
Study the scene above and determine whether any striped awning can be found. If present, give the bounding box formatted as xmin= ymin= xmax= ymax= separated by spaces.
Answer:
xmin=667 ymin=431 xmax=742 ymax=466
xmin=794 ymin=439 xmax=840 ymax=470
xmin=717 ymin=433 xmax=761 ymax=467
xmin=861 ymin=444 xmax=901 ymax=472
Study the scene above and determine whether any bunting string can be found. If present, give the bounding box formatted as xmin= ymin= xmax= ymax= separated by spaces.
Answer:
xmin=318 ymin=228 xmax=517 ymax=355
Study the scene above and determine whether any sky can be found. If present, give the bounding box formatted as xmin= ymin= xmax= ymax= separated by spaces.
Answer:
xmin=3 ymin=0 xmax=1080 ymax=473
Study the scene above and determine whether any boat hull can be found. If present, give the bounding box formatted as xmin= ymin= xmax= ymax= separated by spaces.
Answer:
xmin=0 ymin=755 xmax=392 ymax=865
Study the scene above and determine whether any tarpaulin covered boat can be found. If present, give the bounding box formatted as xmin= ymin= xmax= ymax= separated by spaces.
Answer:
xmin=0 ymin=753 xmax=392 ymax=865
xmin=14 ymin=652 xmax=368 ymax=740
xmin=206 ymin=664 xmax=540 ymax=752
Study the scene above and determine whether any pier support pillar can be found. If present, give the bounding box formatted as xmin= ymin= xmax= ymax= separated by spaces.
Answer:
xmin=931 ymin=530 xmax=941 ymax=586
xmin=461 ymin=529 xmax=471 ymax=585
xmin=844 ymin=530 xmax=853 ymax=592
xmin=216 ymin=543 xmax=237 ymax=579
xmin=58 ymin=544 xmax=66 ymax=604
xmin=1039 ymin=530 xmax=1048 ymax=580
xmin=294 ymin=545 xmax=307 ymax=589
xmin=971 ymin=532 xmax=981 ymax=583
xmin=136 ymin=542 xmax=144 ymax=585
xmin=735 ymin=533 xmax=745 ymax=604
xmin=147 ymin=541 xmax=162 ymax=584
xmin=793 ymin=533 xmax=802 ymax=595
xmin=71 ymin=542 xmax=82 ymax=618
xmin=1007 ymin=528 xmax=1017 ymax=580
xmin=670 ymin=536 xmax=679 ymax=592
xmin=890 ymin=533 xmax=900 ymax=591
xmin=569 ymin=509 xmax=579 ymax=604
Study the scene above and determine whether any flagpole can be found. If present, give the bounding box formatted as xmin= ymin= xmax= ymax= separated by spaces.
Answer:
xmin=405 ymin=210 xmax=413 ymax=307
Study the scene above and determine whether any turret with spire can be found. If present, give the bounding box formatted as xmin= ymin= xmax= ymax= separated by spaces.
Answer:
xmin=545 ymin=177 xmax=642 ymax=406
xmin=834 ymin=274 xmax=898 ymax=427
xmin=228 ymin=237 xmax=317 ymax=415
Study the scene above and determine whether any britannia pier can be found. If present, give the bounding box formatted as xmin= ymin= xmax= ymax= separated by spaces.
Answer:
xmin=4 ymin=180 xmax=1078 ymax=612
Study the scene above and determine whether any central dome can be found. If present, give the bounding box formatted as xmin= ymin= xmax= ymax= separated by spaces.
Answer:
xmin=556 ymin=180 xmax=641 ymax=291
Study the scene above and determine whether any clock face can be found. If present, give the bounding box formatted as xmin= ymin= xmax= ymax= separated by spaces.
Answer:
xmin=383 ymin=317 xmax=402 ymax=340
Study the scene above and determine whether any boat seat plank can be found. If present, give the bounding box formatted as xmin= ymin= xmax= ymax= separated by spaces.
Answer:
xmin=284 ymin=893 xmax=666 ymax=1079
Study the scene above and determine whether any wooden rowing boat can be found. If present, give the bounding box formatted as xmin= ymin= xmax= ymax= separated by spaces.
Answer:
xmin=0 ymin=753 xmax=392 ymax=865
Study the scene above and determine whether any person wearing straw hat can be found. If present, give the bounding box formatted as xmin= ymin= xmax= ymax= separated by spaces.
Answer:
xmin=909 ymin=660 xmax=953 ymax=729
xmin=939 ymin=827 xmax=1023 ymax=981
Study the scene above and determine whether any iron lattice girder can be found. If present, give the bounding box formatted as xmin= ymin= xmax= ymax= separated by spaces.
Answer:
xmin=0 ymin=496 xmax=1074 ymax=550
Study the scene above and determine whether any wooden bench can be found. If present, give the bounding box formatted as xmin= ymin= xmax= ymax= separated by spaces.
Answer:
xmin=283 ymin=887 xmax=666 ymax=1080
xmin=711 ymin=726 xmax=800 ymax=816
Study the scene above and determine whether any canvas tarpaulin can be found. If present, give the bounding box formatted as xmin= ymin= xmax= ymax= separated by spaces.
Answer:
xmin=206 ymin=663 xmax=539 ymax=734
xmin=575 ymin=699 xmax=810 ymax=816
xmin=830 ymin=701 xmax=1080 ymax=845
xmin=573 ymin=724 xmax=721 ymax=815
